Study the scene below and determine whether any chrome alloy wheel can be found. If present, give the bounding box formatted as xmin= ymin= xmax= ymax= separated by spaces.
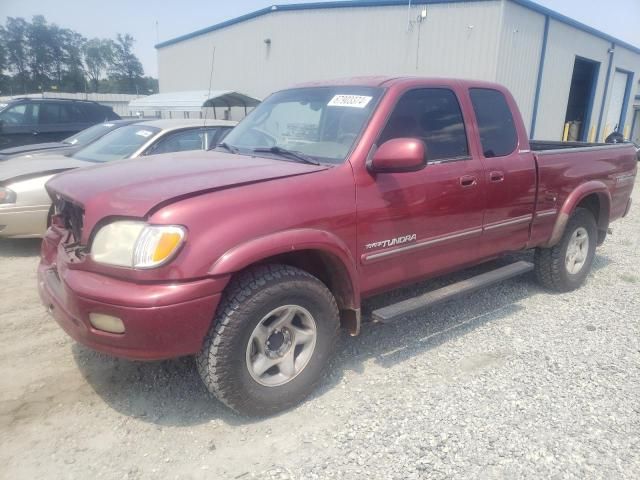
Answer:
xmin=245 ymin=305 xmax=317 ymax=387
xmin=565 ymin=226 xmax=589 ymax=274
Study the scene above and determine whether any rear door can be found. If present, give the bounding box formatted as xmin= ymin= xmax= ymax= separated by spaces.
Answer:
xmin=468 ymin=87 xmax=536 ymax=253
xmin=37 ymin=102 xmax=85 ymax=142
xmin=357 ymin=86 xmax=487 ymax=294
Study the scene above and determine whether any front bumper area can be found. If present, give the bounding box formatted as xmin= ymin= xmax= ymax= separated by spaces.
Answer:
xmin=38 ymin=262 xmax=223 ymax=360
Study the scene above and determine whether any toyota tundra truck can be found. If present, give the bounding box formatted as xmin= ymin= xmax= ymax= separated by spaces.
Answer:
xmin=38 ymin=77 xmax=637 ymax=416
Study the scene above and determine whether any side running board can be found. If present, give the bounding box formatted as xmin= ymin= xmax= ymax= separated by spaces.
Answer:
xmin=371 ymin=261 xmax=534 ymax=323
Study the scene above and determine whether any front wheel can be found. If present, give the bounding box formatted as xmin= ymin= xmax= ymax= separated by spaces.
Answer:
xmin=196 ymin=264 xmax=339 ymax=416
xmin=534 ymin=207 xmax=597 ymax=292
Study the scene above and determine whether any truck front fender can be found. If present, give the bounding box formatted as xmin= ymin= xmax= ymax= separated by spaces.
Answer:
xmin=209 ymin=228 xmax=360 ymax=310
xmin=545 ymin=181 xmax=611 ymax=247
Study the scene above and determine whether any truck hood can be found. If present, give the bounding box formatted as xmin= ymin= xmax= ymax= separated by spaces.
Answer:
xmin=46 ymin=149 xmax=329 ymax=220
xmin=0 ymin=154 xmax=90 ymax=183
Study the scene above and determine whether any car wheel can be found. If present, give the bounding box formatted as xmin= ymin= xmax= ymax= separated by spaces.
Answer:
xmin=534 ymin=207 xmax=597 ymax=292
xmin=196 ymin=264 xmax=340 ymax=416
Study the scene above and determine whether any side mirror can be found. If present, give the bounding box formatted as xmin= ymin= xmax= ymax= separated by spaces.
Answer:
xmin=369 ymin=138 xmax=426 ymax=173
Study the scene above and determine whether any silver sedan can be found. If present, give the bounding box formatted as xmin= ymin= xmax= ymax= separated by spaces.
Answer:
xmin=0 ymin=118 xmax=236 ymax=238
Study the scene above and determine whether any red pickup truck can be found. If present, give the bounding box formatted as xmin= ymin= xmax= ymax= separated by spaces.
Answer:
xmin=39 ymin=77 xmax=637 ymax=415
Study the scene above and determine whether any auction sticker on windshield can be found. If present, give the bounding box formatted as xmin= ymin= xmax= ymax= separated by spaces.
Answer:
xmin=328 ymin=95 xmax=372 ymax=108
xmin=136 ymin=130 xmax=153 ymax=137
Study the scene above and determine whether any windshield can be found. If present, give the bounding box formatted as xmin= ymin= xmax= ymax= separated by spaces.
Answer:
xmin=73 ymin=125 xmax=160 ymax=162
xmin=221 ymin=86 xmax=383 ymax=164
xmin=63 ymin=123 xmax=119 ymax=146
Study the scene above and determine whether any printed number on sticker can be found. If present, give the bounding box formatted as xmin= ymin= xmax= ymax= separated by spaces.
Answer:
xmin=328 ymin=95 xmax=372 ymax=108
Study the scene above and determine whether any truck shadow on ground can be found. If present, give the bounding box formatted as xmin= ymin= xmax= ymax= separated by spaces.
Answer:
xmin=0 ymin=238 xmax=42 ymax=258
xmin=71 ymin=251 xmax=614 ymax=428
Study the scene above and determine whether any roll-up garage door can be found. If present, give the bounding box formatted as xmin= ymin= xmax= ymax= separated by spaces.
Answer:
xmin=604 ymin=70 xmax=629 ymax=138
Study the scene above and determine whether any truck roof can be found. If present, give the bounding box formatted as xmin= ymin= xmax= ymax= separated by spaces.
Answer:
xmin=290 ymin=76 xmax=508 ymax=90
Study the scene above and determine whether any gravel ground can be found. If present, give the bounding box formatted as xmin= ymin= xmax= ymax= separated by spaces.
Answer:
xmin=1 ymin=178 xmax=639 ymax=480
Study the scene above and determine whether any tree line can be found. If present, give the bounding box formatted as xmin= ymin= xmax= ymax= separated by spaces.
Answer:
xmin=0 ymin=16 xmax=158 ymax=96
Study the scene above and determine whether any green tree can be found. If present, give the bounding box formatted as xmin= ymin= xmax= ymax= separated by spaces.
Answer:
xmin=27 ymin=15 xmax=56 ymax=91
xmin=109 ymin=33 xmax=144 ymax=94
xmin=83 ymin=38 xmax=113 ymax=92
xmin=3 ymin=17 xmax=30 ymax=92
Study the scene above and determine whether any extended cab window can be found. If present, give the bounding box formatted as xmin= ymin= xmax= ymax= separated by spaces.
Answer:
xmin=469 ymin=88 xmax=518 ymax=158
xmin=378 ymin=88 xmax=469 ymax=161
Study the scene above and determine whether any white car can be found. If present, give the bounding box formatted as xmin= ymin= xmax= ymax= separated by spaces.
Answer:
xmin=0 ymin=119 xmax=236 ymax=238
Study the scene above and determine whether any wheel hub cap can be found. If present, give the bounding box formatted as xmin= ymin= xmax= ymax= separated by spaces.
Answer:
xmin=246 ymin=305 xmax=317 ymax=387
xmin=565 ymin=226 xmax=589 ymax=275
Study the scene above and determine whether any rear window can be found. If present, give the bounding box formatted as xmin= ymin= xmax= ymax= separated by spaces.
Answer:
xmin=469 ymin=88 xmax=518 ymax=158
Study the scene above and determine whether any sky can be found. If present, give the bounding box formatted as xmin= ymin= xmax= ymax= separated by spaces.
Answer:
xmin=2 ymin=0 xmax=639 ymax=78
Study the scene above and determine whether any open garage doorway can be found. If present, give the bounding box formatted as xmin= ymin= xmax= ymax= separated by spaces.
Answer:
xmin=564 ymin=57 xmax=599 ymax=141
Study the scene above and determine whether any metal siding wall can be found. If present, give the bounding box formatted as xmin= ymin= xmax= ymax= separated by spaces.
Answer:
xmin=533 ymin=19 xmax=610 ymax=141
xmin=495 ymin=1 xmax=545 ymax=135
xmin=158 ymin=2 xmax=503 ymax=98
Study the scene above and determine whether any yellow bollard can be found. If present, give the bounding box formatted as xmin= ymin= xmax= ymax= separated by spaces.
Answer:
xmin=562 ymin=122 xmax=570 ymax=142
xmin=588 ymin=125 xmax=595 ymax=143
xmin=623 ymin=125 xmax=630 ymax=139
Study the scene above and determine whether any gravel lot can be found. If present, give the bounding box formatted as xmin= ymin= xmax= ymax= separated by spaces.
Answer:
xmin=1 ymin=178 xmax=638 ymax=480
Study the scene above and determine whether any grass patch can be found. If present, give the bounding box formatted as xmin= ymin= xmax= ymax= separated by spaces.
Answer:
xmin=619 ymin=273 xmax=639 ymax=284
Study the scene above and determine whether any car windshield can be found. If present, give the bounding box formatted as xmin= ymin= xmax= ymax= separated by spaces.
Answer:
xmin=221 ymin=86 xmax=383 ymax=164
xmin=63 ymin=123 xmax=119 ymax=146
xmin=72 ymin=125 xmax=160 ymax=162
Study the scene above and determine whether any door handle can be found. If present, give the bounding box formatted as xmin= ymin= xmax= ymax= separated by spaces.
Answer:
xmin=459 ymin=175 xmax=477 ymax=188
xmin=489 ymin=171 xmax=504 ymax=182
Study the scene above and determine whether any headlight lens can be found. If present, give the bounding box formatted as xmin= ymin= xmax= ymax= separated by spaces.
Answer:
xmin=91 ymin=221 xmax=185 ymax=268
xmin=0 ymin=187 xmax=17 ymax=204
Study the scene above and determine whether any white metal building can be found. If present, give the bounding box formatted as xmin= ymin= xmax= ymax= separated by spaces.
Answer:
xmin=156 ymin=0 xmax=640 ymax=142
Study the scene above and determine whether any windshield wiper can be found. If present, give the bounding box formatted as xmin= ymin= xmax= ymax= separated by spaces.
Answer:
xmin=253 ymin=146 xmax=320 ymax=165
xmin=214 ymin=141 xmax=239 ymax=153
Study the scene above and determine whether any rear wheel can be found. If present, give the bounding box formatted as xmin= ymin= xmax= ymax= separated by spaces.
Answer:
xmin=534 ymin=208 xmax=597 ymax=292
xmin=196 ymin=264 xmax=339 ymax=416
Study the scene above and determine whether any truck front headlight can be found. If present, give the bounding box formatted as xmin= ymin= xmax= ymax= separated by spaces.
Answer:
xmin=91 ymin=221 xmax=185 ymax=268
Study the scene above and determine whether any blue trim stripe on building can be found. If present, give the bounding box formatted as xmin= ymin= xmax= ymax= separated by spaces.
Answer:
xmin=596 ymin=43 xmax=615 ymax=142
xmin=530 ymin=14 xmax=549 ymax=139
xmin=155 ymin=0 xmax=640 ymax=53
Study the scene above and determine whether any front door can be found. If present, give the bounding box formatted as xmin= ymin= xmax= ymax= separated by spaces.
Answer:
xmin=356 ymin=87 xmax=486 ymax=296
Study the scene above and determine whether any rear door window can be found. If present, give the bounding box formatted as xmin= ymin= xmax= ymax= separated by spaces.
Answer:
xmin=378 ymin=88 xmax=469 ymax=161
xmin=148 ymin=129 xmax=205 ymax=155
xmin=39 ymin=103 xmax=73 ymax=124
xmin=469 ymin=88 xmax=518 ymax=158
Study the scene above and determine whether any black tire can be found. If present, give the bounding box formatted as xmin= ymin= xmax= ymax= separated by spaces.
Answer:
xmin=196 ymin=264 xmax=339 ymax=416
xmin=534 ymin=207 xmax=597 ymax=292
